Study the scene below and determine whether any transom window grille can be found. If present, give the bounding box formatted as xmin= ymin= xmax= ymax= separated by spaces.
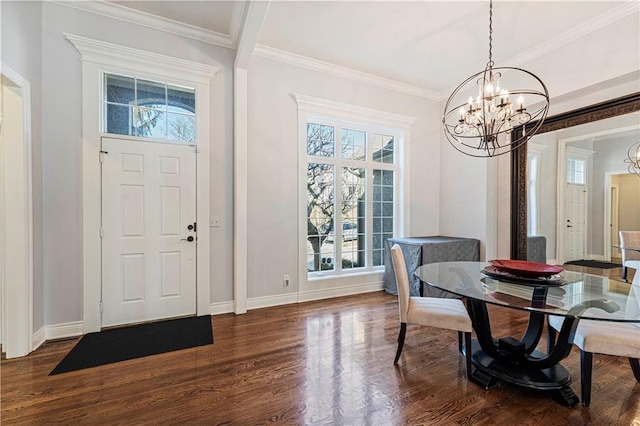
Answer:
xmin=567 ymin=158 xmax=586 ymax=185
xmin=103 ymin=73 xmax=196 ymax=143
xmin=306 ymin=120 xmax=397 ymax=274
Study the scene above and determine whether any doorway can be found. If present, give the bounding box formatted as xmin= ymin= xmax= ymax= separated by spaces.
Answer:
xmin=563 ymin=183 xmax=587 ymax=262
xmin=0 ymin=67 xmax=33 ymax=358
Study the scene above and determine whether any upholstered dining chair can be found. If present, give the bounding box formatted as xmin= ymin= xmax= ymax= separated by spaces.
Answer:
xmin=548 ymin=273 xmax=640 ymax=406
xmin=390 ymin=244 xmax=473 ymax=376
xmin=619 ymin=231 xmax=640 ymax=282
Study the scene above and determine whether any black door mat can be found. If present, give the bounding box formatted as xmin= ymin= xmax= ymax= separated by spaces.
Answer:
xmin=50 ymin=315 xmax=213 ymax=375
xmin=564 ymin=260 xmax=621 ymax=269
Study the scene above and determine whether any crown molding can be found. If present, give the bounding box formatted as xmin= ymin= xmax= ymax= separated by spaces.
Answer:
xmin=505 ymin=1 xmax=639 ymax=68
xmin=65 ymin=33 xmax=219 ymax=83
xmin=51 ymin=0 xmax=246 ymax=49
xmin=256 ymin=45 xmax=440 ymax=101
xmin=292 ymin=93 xmax=418 ymax=129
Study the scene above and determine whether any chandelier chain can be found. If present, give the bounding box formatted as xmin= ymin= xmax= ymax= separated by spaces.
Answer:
xmin=488 ymin=0 xmax=493 ymax=65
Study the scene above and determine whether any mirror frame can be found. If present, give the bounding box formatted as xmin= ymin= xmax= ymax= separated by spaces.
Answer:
xmin=510 ymin=92 xmax=640 ymax=260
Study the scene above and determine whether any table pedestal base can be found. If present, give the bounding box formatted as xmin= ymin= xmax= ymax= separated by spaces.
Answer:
xmin=469 ymin=341 xmax=579 ymax=407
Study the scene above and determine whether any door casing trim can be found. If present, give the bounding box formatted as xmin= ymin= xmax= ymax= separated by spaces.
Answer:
xmin=66 ymin=34 xmax=218 ymax=332
xmin=0 ymin=64 xmax=34 ymax=357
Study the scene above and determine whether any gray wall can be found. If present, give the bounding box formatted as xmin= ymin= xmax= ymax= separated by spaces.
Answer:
xmin=39 ymin=2 xmax=234 ymax=324
xmin=246 ymin=55 xmax=440 ymax=298
xmin=440 ymin=11 xmax=640 ymax=261
xmin=2 ymin=0 xmax=44 ymax=332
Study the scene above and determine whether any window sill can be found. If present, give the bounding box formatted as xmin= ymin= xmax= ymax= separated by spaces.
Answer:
xmin=308 ymin=268 xmax=384 ymax=284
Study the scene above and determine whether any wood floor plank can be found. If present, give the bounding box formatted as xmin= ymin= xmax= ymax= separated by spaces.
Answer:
xmin=2 ymin=287 xmax=640 ymax=425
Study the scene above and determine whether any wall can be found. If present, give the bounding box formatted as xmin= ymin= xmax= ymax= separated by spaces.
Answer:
xmin=1 ymin=0 xmax=44 ymax=334
xmin=246 ymin=55 xmax=439 ymax=299
xmin=39 ymin=2 xmax=234 ymax=325
xmin=616 ymin=174 xmax=640 ymax=232
xmin=440 ymin=12 xmax=640 ymax=263
xmin=589 ymin=134 xmax=639 ymax=256
xmin=529 ymin=133 xmax=558 ymax=260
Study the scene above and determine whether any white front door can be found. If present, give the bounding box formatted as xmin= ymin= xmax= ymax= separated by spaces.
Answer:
xmin=564 ymin=183 xmax=586 ymax=262
xmin=101 ymin=137 xmax=197 ymax=327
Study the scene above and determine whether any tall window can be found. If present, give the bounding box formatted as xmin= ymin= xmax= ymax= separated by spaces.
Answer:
xmin=103 ymin=73 xmax=196 ymax=143
xmin=305 ymin=119 xmax=397 ymax=275
xmin=527 ymin=143 xmax=545 ymax=236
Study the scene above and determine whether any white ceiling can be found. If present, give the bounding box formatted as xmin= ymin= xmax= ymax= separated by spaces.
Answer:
xmin=100 ymin=1 xmax=636 ymax=96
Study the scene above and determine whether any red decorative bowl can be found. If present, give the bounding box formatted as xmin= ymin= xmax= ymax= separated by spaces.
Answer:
xmin=488 ymin=259 xmax=563 ymax=277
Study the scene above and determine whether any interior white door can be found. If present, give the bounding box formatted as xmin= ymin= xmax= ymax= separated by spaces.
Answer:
xmin=101 ymin=137 xmax=196 ymax=327
xmin=564 ymin=183 xmax=587 ymax=262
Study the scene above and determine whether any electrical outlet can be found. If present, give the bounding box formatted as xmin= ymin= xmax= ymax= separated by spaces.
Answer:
xmin=283 ymin=274 xmax=290 ymax=287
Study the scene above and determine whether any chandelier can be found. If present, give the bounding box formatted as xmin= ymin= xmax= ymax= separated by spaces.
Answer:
xmin=625 ymin=142 xmax=640 ymax=176
xmin=442 ymin=0 xmax=550 ymax=157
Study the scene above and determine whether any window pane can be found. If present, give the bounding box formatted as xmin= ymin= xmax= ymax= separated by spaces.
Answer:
xmin=567 ymin=158 xmax=585 ymax=184
xmin=167 ymin=84 xmax=195 ymax=113
xmin=137 ymin=79 xmax=166 ymax=110
xmin=105 ymin=104 xmax=132 ymax=136
xmin=105 ymin=74 xmax=134 ymax=104
xmin=373 ymin=133 xmax=394 ymax=163
xmin=133 ymin=107 xmax=166 ymax=139
xmin=341 ymin=129 xmax=366 ymax=161
xmin=373 ymin=169 xmax=393 ymax=266
xmin=307 ymin=163 xmax=335 ymax=272
xmin=104 ymin=74 xmax=197 ymax=142
xmin=341 ymin=167 xmax=365 ymax=270
xmin=167 ymin=113 xmax=195 ymax=143
xmin=307 ymin=123 xmax=334 ymax=157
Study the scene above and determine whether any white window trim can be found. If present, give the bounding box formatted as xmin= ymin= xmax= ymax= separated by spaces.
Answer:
xmin=66 ymin=34 xmax=218 ymax=332
xmin=293 ymin=94 xmax=416 ymax=294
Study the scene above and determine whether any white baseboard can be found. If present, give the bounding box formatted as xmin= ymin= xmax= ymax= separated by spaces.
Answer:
xmin=209 ymin=282 xmax=384 ymax=315
xmin=36 ymin=285 xmax=386 ymax=347
xmin=32 ymin=326 xmax=46 ymax=351
xmin=298 ymin=281 xmax=383 ymax=303
xmin=46 ymin=321 xmax=84 ymax=341
xmin=209 ymin=301 xmax=235 ymax=315
xmin=247 ymin=293 xmax=299 ymax=310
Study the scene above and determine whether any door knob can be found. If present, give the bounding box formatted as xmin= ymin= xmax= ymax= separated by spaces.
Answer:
xmin=181 ymin=236 xmax=195 ymax=242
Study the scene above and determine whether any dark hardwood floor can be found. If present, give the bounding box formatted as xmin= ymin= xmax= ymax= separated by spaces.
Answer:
xmin=2 ymin=267 xmax=639 ymax=425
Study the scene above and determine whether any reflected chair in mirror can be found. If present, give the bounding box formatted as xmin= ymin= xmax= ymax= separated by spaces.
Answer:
xmin=527 ymin=236 xmax=547 ymax=264
xmin=390 ymin=244 xmax=473 ymax=376
xmin=548 ymin=273 xmax=640 ymax=406
xmin=620 ymin=231 xmax=640 ymax=282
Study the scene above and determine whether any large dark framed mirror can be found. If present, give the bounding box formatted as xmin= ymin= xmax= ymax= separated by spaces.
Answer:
xmin=511 ymin=92 xmax=640 ymax=261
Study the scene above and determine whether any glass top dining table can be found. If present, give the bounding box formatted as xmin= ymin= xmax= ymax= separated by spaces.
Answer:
xmin=414 ymin=261 xmax=640 ymax=407
xmin=415 ymin=261 xmax=640 ymax=322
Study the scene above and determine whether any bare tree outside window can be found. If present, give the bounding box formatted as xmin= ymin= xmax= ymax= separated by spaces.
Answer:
xmin=306 ymin=123 xmax=367 ymax=272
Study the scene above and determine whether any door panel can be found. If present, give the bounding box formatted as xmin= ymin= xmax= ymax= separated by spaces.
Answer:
xmin=101 ymin=137 xmax=196 ymax=327
xmin=564 ymin=183 xmax=586 ymax=262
